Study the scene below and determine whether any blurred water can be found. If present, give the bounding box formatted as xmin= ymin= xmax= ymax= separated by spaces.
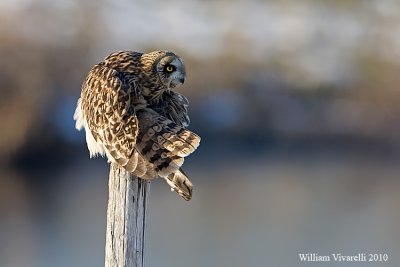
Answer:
xmin=1 ymin=151 xmax=399 ymax=267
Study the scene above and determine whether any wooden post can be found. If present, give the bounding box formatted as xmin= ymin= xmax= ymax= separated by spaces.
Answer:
xmin=105 ymin=163 xmax=151 ymax=267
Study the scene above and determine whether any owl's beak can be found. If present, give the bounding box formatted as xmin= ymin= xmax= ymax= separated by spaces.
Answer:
xmin=170 ymin=74 xmax=185 ymax=89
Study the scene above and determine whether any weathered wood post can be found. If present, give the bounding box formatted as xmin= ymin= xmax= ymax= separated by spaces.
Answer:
xmin=105 ymin=163 xmax=151 ymax=267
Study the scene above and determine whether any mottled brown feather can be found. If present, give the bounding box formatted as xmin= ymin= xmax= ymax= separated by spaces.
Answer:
xmin=75 ymin=51 xmax=200 ymax=200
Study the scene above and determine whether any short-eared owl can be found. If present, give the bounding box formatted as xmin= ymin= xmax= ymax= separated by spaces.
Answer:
xmin=74 ymin=51 xmax=200 ymax=200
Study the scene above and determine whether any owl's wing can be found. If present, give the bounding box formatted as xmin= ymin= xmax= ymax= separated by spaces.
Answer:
xmin=79 ymin=63 xmax=141 ymax=170
xmin=168 ymin=91 xmax=190 ymax=127
xmin=152 ymin=91 xmax=190 ymax=127
xmin=134 ymin=108 xmax=200 ymax=200
xmin=78 ymin=64 xmax=200 ymax=200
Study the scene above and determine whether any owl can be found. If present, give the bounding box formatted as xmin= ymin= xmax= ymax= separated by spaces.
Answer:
xmin=73 ymin=51 xmax=200 ymax=201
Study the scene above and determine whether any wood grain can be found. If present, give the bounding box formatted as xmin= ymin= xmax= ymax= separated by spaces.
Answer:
xmin=105 ymin=163 xmax=150 ymax=267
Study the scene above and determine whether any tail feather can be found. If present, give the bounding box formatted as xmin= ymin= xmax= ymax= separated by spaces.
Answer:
xmin=163 ymin=169 xmax=193 ymax=201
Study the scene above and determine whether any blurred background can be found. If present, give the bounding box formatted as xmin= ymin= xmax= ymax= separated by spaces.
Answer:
xmin=1 ymin=0 xmax=400 ymax=266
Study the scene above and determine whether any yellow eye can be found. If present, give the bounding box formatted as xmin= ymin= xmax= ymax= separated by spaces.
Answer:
xmin=165 ymin=65 xmax=175 ymax=73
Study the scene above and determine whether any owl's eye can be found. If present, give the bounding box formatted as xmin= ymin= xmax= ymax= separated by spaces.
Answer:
xmin=165 ymin=64 xmax=175 ymax=73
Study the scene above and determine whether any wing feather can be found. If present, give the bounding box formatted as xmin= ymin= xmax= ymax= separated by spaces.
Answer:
xmin=80 ymin=63 xmax=139 ymax=168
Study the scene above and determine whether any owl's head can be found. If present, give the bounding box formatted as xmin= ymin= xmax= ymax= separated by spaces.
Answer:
xmin=140 ymin=51 xmax=186 ymax=92
xmin=156 ymin=52 xmax=186 ymax=89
